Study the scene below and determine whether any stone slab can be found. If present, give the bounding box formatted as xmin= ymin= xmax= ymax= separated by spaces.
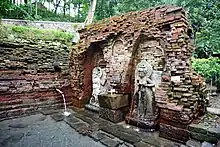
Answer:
xmin=64 ymin=115 xmax=80 ymax=126
xmin=40 ymin=109 xmax=60 ymax=115
xmin=72 ymin=112 xmax=97 ymax=126
xmin=100 ymin=136 xmax=119 ymax=147
xmin=51 ymin=113 xmax=64 ymax=122
xmin=186 ymin=139 xmax=201 ymax=147
xmin=100 ymin=125 xmax=141 ymax=144
xmin=189 ymin=124 xmax=220 ymax=138
xmin=190 ymin=131 xmax=219 ymax=144
xmin=118 ymin=144 xmax=130 ymax=147
xmin=85 ymin=104 xmax=99 ymax=113
xmin=126 ymin=116 xmax=159 ymax=130
xmin=141 ymin=135 xmax=160 ymax=147
xmin=88 ymin=131 xmax=106 ymax=142
xmin=134 ymin=141 xmax=152 ymax=147
xmin=188 ymin=124 xmax=209 ymax=134
xmin=207 ymin=107 xmax=220 ymax=116
xmin=99 ymin=106 xmax=129 ymax=123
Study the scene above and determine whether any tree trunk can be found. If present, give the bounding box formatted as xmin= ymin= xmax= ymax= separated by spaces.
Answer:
xmin=69 ymin=0 xmax=71 ymax=21
xmin=35 ymin=0 xmax=38 ymax=17
xmin=84 ymin=0 xmax=97 ymax=25
xmin=63 ymin=0 xmax=66 ymax=16
xmin=54 ymin=0 xmax=61 ymax=14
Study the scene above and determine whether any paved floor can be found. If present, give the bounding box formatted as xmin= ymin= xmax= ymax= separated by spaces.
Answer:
xmin=0 ymin=108 xmax=184 ymax=147
xmin=0 ymin=114 xmax=104 ymax=147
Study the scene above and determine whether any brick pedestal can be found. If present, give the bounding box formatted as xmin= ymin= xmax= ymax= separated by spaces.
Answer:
xmin=159 ymin=123 xmax=189 ymax=143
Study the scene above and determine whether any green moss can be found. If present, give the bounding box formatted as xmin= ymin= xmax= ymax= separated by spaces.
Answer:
xmin=0 ymin=24 xmax=73 ymax=44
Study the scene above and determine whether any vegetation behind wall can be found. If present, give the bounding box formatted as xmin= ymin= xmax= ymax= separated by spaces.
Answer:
xmin=0 ymin=24 xmax=73 ymax=41
xmin=192 ymin=58 xmax=220 ymax=90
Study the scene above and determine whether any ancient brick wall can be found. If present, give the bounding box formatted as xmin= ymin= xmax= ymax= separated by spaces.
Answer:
xmin=0 ymin=38 xmax=72 ymax=120
xmin=69 ymin=5 xmax=207 ymax=142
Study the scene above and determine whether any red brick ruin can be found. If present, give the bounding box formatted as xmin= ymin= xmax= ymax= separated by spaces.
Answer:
xmin=0 ymin=39 xmax=73 ymax=119
xmin=69 ymin=5 xmax=207 ymax=142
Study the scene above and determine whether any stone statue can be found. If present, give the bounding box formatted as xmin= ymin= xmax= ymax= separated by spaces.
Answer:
xmin=90 ymin=67 xmax=106 ymax=107
xmin=134 ymin=60 xmax=155 ymax=119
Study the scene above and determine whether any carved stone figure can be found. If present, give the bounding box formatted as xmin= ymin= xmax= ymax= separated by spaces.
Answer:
xmin=90 ymin=67 xmax=106 ymax=107
xmin=134 ymin=60 xmax=155 ymax=119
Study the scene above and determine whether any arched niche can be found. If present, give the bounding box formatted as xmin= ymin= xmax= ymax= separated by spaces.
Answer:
xmin=108 ymin=39 xmax=126 ymax=87
xmin=83 ymin=43 xmax=106 ymax=101
xmin=130 ymin=35 xmax=166 ymax=100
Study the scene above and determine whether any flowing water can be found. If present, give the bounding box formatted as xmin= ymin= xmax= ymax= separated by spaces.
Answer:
xmin=55 ymin=89 xmax=71 ymax=116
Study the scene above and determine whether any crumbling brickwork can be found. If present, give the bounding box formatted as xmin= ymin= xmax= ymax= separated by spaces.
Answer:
xmin=0 ymin=38 xmax=72 ymax=120
xmin=69 ymin=5 xmax=207 ymax=142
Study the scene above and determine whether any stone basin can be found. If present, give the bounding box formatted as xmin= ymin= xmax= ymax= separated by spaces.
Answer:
xmin=98 ymin=94 xmax=129 ymax=109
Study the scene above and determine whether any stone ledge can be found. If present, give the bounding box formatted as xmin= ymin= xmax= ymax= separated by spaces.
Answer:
xmin=159 ymin=123 xmax=189 ymax=143
xmin=189 ymin=123 xmax=220 ymax=144
xmin=126 ymin=116 xmax=159 ymax=130
xmin=207 ymin=107 xmax=220 ymax=116
xmin=100 ymin=135 xmax=120 ymax=147
xmin=85 ymin=104 xmax=99 ymax=113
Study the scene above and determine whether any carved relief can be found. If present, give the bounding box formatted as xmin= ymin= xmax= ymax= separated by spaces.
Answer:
xmin=90 ymin=67 xmax=107 ymax=107
xmin=109 ymin=39 xmax=126 ymax=86
xmin=112 ymin=40 xmax=124 ymax=55
xmin=133 ymin=60 xmax=155 ymax=119
xmin=138 ymin=39 xmax=164 ymax=71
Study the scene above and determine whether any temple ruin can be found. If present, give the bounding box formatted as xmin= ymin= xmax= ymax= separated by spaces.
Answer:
xmin=69 ymin=5 xmax=207 ymax=142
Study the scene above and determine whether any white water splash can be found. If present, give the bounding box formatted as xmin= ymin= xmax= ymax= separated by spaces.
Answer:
xmin=134 ymin=128 xmax=140 ymax=132
xmin=55 ymin=89 xmax=71 ymax=116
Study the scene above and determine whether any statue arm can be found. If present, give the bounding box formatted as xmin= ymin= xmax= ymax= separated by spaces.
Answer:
xmin=146 ymin=78 xmax=155 ymax=86
xmin=101 ymin=78 xmax=106 ymax=86
xmin=147 ymin=78 xmax=153 ymax=84
xmin=100 ymin=71 xmax=106 ymax=85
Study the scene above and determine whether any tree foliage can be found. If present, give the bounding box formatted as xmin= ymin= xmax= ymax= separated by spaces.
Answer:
xmin=0 ymin=0 xmax=12 ymax=18
xmin=192 ymin=57 xmax=220 ymax=88
xmin=94 ymin=0 xmax=220 ymax=58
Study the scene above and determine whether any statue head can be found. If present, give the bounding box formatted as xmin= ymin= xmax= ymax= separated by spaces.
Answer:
xmin=136 ymin=60 xmax=153 ymax=78
xmin=92 ymin=67 xmax=102 ymax=79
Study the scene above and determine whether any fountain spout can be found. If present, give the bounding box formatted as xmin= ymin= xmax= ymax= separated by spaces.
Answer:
xmin=55 ymin=88 xmax=71 ymax=116
xmin=109 ymin=89 xmax=116 ymax=95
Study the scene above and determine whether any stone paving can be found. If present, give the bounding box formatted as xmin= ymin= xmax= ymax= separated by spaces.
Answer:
xmin=189 ymin=113 xmax=220 ymax=144
xmin=188 ymin=91 xmax=220 ymax=145
xmin=0 ymin=107 xmax=185 ymax=147
xmin=0 ymin=113 xmax=104 ymax=147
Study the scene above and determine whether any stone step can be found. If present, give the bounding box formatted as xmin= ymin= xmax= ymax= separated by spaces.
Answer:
xmin=206 ymin=85 xmax=217 ymax=91
xmin=207 ymin=107 xmax=220 ymax=116
xmin=189 ymin=122 xmax=220 ymax=144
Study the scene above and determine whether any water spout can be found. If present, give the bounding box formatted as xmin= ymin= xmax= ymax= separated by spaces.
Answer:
xmin=55 ymin=88 xmax=71 ymax=116
xmin=109 ymin=89 xmax=116 ymax=95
